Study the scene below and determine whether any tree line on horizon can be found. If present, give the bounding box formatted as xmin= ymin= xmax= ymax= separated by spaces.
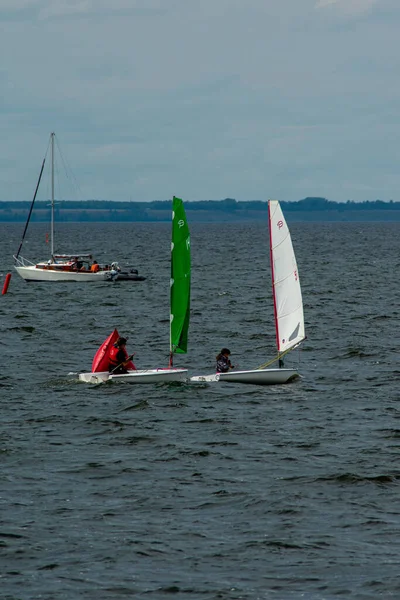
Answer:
xmin=0 ymin=197 xmax=399 ymax=222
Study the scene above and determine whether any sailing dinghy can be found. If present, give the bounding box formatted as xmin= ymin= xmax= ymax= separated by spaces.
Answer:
xmin=13 ymin=132 xmax=117 ymax=283
xmin=78 ymin=196 xmax=191 ymax=384
xmin=190 ymin=199 xmax=305 ymax=385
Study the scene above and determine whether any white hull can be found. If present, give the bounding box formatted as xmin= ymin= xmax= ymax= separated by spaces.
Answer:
xmin=15 ymin=265 xmax=110 ymax=282
xmin=190 ymin=368 xmax=299 ymax=385
xmin=78 ymin=368 xmax=188 ymax=384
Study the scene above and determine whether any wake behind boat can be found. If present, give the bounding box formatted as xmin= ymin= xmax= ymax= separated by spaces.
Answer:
xmin=190 ymin=199 xmax=305 ymax=386
xmin=78 ymin=196 xmax=191 ymax=384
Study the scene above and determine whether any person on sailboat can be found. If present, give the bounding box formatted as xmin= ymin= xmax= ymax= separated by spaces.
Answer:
xmin=90 ymin=260 xmax=100 ymax=273
xmin=216 ymin=348 xmax=235 ymax=373
xmin=108 ymin=337 xmax=136 ymax=374
xmin=108 ymin=262 xmax=121 ymax=281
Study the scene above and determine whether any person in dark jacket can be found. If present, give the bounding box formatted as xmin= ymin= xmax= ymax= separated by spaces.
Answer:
xmin=108 ymin=337 xmax=136 ymax=374
xmin=216 ymin=348 xmax=235 ymax=373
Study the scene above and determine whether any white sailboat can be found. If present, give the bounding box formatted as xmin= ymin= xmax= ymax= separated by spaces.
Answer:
xmin=13 ymin=132 xmax=116 ymax=283
xmin=78 ymin=196 xmax=191 ymax=384
xmin=190 ymin=199 xmax=305 ymax=385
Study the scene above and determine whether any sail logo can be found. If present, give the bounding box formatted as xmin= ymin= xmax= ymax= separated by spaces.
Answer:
xmin=178 ymin=219 xmax=185 ymax=228
xmin=277 ymin=220 xmax=284 ymax=229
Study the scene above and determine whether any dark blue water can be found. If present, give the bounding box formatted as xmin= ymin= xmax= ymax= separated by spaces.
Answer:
xmin=1 ymin=220 xmax=399 ymax=599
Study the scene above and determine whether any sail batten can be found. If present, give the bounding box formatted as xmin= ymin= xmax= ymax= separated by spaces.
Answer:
xmin=268 ymin=200 xmax=305 ymax=354
xmin=170 ymin=196 xmax=191 ymax=356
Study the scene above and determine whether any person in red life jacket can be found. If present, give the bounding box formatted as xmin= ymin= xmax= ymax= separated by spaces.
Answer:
xmin=108 ymin=337 xmax=136 ymax=374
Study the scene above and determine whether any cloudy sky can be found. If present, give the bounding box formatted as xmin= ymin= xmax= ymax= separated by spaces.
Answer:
xmin=1 ymin=0 xmax=399 ymax=202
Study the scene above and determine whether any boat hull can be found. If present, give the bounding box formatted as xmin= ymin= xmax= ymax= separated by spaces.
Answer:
xmin=78 ymin=368 xmax=188 ymax=384
xmin=114 ymin=270 xmax=146 ymax=281
xmin=15 ymin=265 xmax=110 ymax=282
xmin=115 ymin=274 xmax=146 ymax=281
xmin=190 ymin=368 xmax=299 ymax=385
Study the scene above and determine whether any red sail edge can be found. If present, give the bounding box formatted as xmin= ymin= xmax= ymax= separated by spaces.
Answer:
xmin=92 ymin=329 xmax=119 ymax=373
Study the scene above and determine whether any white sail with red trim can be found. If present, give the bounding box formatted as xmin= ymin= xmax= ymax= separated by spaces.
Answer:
xmin=190 ymin=199 xmax=306 ymax=385
xmin=268 ymin=200 xmax=305 ymax=354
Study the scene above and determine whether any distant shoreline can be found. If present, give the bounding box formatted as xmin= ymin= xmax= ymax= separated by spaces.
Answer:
xmin=1 ymin=198 xmax=399 ymax=223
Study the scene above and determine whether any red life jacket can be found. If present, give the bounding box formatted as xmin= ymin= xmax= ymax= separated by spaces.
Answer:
xmin=109 ymin=344 xmax=136 ymax=371
xmin=109 ymin=344 xmax=126 ymax=367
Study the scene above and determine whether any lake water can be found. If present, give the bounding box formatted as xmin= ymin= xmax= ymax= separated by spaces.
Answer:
xmin=1 ymin=220 xmax=399 ymax=600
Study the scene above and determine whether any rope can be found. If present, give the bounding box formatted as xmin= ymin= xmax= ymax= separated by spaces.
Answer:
xmin=256 ymin=347 xmax=292 ymax=370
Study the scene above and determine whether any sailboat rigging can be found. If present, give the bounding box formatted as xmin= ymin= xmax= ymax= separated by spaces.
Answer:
xmin=78 ymin=196 xmax=191 ymax=384
xmin=191 ymin=199 xmax=305 ymax=385
xmin=12 ymin=132 xmax=136 ymax=283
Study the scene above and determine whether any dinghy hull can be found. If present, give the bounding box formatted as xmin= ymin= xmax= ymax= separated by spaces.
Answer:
xmin=113 ymin=271 xmax=146 ymax=282
xmin=190 ymin=368 xmax=299 ymax=385
xmin=79 ymin=368 xmax=188 ymax=384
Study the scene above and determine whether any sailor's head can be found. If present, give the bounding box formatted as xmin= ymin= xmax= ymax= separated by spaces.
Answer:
xmin=221 ymin=348 xmax=231 ymax=356
xmin=116 ymin=337 xmax=127 ymax=347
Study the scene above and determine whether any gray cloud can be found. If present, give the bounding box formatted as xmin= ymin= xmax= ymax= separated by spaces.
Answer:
xmin=1 ymin=0 xmax=399 ymax=201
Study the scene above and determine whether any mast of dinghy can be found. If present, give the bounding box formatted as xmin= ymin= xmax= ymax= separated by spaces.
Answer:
xmin=169 ymin=196 xmax=191 ymax=369
xmin=50 ymin=132 xmax=55 ymax=259
xmin=268 ymin=200 xmax=282 ymax=366
xmin=268 ymin=199 xmax=306 ymax=368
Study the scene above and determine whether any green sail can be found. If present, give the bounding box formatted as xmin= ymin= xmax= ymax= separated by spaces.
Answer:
xmin=170 ymin=196 xmax=191 ymax=355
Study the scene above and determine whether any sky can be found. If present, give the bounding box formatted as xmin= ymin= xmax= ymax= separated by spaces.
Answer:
xmin=1 ymin=0 xmax=400 ymax=203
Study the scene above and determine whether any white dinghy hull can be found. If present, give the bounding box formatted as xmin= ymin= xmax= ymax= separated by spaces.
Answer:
xmin=79 ymin=368 xmax=188 ymax=384
xmin=190 ymin=368 xmax=299 ymax=385
xmin=219 ymin=368 xmax=299 ymax=385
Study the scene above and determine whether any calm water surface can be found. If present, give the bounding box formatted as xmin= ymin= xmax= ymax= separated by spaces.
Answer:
xmin=0 ymin=220 xmax=399 ymax=600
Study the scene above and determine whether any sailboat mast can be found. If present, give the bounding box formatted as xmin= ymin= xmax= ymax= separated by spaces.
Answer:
xmin=169 ymin=201 xmax=173 ymax=368
xmin=268 ymin=199 xmax=305 ymax=366
xmin=268 ymin=200 xmax=280 ymax=362
xmin=169 ymin=196 xmax=191 ymax=368
xmin=50 ymin=132 xmax=55 ymax=258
